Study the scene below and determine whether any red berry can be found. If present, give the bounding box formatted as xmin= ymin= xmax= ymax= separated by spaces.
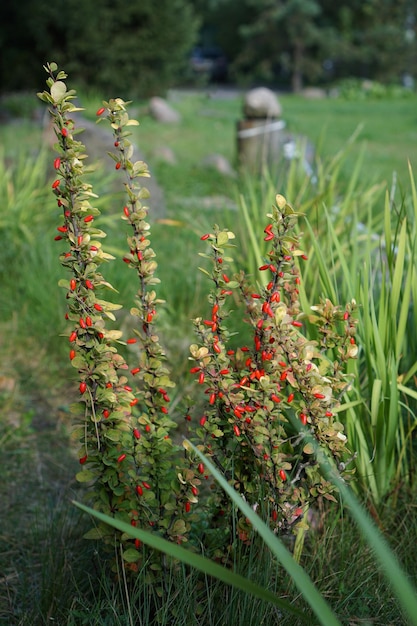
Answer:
xmin=133 ymin=428 xmax=140 ymax=440
xmin=287 ymin=393 xmax=294 ymax=403
xmin=233 ymin=424 xmax=241 ymax=437
xmin=131 ymin=367 xmax=140 ymax=375
xmin=200 ymin=233 xmax=210 ymax=240
xmin=185 ymin=502 xmax=191 ymax=513
xmin=85 ymin=280 xmax=94 ymax=290
xmin=136 ymin=485 xmax=143 ymax=496
xmin=79 ymin=382 xmax=87 ymax=394
xmin=69 ymin=349 xmax=76 ymax=360
xmin=52 ymin=179 xmax=60 ymax=189
xmin=115 ymin=162 xmax=121 ymax=170
xmin=54 ymin=158 xmax=61 ymax=170
xmin=69 ymin=331 xmax=77 ymax=342
xmin=191 ymin=486 xmax=198 ymax=496
xmin=199 ymin=416 xmax=207 ymax=427
xmin=198 ymin=463 xmax=204 ymax=475
xmin=61 ymin=128 xmax=68 ymax=137
xmin=103 ymin=409 xmax=110 ymax=419
xmin=96 ymin=107 xmax=106 ymax=116
xmin=79 ymin=454 xmax=88 ymax=465
xmin=279 ymin=469 xmax=287 ymax=481
xmin=94 ymin=303 xmax=103 ymax=311
xmin=84 ymin=215 xmax=94 ymax=223
xmin=117 ymin=453 xmax=126 ymax=463
xmin=142 ymin=482 xmax=151 ymax=490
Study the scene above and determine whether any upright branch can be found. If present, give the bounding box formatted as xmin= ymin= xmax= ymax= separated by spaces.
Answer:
xmin=187 ymin=194 xmax=357 ymax=543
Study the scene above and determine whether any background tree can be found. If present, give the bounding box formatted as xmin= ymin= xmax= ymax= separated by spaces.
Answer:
xmin=195 ymin=0 xmax=416 ymax=90
xmin=0 ymin=0 xmax=415 ymax=96
xmin=232 ymin=0 xmax=324 ymax=91
xmin=0 ymin=0 xmax=199 ymax=97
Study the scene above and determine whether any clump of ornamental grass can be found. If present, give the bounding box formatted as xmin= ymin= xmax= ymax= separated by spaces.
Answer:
xmin=38 ymin=62 xmax=358 ymax=579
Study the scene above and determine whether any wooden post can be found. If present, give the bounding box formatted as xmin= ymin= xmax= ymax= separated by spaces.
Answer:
xmin=237 ymin=118 xmax=286 ymax=173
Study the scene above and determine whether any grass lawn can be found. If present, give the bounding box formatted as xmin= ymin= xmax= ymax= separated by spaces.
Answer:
xmin=1 ymin=87 xmax=417 ymax=624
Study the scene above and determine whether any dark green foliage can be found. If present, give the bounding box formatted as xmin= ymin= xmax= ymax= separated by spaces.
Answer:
xmin=0 ymin=0 xmax=199 ymax=97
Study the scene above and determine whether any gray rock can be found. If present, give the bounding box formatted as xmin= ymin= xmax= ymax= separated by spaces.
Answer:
xmin=202 ymin=153 xmax=236 ymax=177
xmin=301 ymin=87 xmax=327 ymax=100
xmin=243 ymin=87 xmax=282 ymax=119
xmin=152 ymin=145 xmax=177 ymax=164
xmin=149 ymin=97 xmax=181 ymax=123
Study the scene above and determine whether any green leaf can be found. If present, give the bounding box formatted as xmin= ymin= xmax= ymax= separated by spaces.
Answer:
xmin=216 ymin=231 xmax=229 ymax=247
xmin=123 ymin=547 xmax=141 ymax=563
xmin=75 ymin=470 xmax=95 ymax=483
xmin=83 ymin=526 xmax=107 ymax=540
xmin=50 ymin=80 xmax=67 ymax=102
xmin=104 ymin=429 xmax=121 ymax=442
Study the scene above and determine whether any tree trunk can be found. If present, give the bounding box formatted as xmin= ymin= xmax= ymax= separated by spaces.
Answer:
xmin=292 ymin=38 xmax=304 ymax=92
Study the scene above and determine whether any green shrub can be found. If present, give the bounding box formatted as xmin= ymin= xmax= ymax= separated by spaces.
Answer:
xmin=38 ymin=63 xmax=359 ymax=581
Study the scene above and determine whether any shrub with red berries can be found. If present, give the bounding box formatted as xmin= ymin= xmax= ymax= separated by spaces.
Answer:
xmin=39 ymin=62 xmax=357 ymax=576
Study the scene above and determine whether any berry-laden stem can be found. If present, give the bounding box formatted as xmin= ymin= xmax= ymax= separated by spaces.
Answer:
xmin=189 ymin=194 xmax=357 ymax=543
xmin=98 ymin=98 xmax=193 ymax=548
xmin=38 ymin=63 xmax=145 ymax=552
